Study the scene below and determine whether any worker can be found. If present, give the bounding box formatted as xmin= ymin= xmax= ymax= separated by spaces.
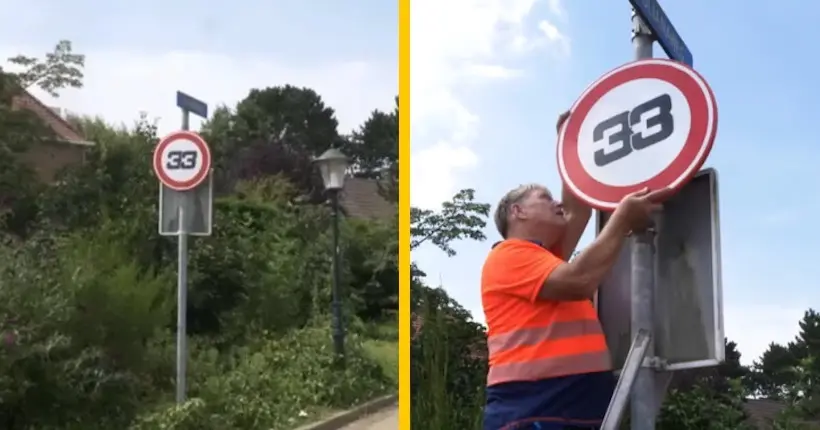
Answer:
xmin=481 ymin=111 xmax=672 ymax=430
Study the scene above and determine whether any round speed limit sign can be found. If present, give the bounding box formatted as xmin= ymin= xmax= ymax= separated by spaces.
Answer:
xmin=557 ymin=59 xmax=718 ymax=210
xmin=153 ymin=130 xmax=212 ymax=191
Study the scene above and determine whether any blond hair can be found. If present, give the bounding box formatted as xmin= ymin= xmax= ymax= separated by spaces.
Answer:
xmin=493 ymin=183 xmax=550 ymax=238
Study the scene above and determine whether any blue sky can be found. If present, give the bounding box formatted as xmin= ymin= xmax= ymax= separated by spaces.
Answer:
xmin=1 ymin=0 xmax=396 ymax=134
xmin=411 ymin=0 xmax=820 ymax=365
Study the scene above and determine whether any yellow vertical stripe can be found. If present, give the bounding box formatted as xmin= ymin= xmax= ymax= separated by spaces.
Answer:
xmin=397 ymin=0 xmax=411 ymax=427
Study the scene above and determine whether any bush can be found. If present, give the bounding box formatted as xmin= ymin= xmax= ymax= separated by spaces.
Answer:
xmin=0 ymin=178 xmax=397 ymax=429
xmin=656 ymin=379 xmax=751 ymax=430
xmin=0 ymin=228 xmax=173 ymax=430
xmin=411 ymin=285 xmax=487 ymax=429
xmin=130 ymin=323 xmax=390 ymax=430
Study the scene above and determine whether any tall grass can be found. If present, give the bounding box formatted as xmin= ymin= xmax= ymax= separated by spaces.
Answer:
xmin=411 ymin=290 xmax=487 ymax=429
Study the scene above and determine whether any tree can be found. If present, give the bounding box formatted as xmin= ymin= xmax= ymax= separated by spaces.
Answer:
xmin=763 ymin=310 xmax=820 ymax=424
xmin=409 ymin=186 xmax=492 ymax=428
xmin=410 ymin=188 xmax=491 ymax=257
xmin=0 ymin=40 xmax=86 ymax=236
xmin=751 ymin=343 xmax=801 ymax=400
xmin=411 ymin=283 xmax=487 ymax=430
xmin=656 ymin=339 xmax=752 ymax=429
xmin=6 ymin=40 xmax=84 ymax=96
xmin=344 ymin=97 xmax=398 ymax=201
xmin=201 ymin=85 xmax=342 ymax=201
xmin=234 ymin=85 xmax=341 ymax=154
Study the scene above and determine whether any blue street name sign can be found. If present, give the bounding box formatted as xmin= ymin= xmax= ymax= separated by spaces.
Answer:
xmin=630 ymin=0 xmax=693 ymax=66
xmin=176 ymin=91 xmax=209 ymax=118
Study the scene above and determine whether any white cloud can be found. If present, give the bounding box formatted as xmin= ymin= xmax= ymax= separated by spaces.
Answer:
xmin=0 ymin=47 xmax=394 ymax=137
xmin=411 ymin=143 xmax=479 ymax=209
xmin=410 ymin=0 xmax=569 ymax=209
xmin=463 ymin=64 xmax=525 ymax=79
xmin=538 ymin=20 xmax=562 ymax=43
xmin=547 ymin=0 xmax=566 ymax=19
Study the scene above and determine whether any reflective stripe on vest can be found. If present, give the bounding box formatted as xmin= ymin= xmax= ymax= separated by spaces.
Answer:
xmin=486 ymin=319 xmax=611 ymax=385
xmin=487 ymin=350 xmax=612 ymax=386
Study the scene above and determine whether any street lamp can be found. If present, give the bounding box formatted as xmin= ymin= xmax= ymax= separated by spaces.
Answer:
xmin=313 ymin=147 xmax=349 ymax=359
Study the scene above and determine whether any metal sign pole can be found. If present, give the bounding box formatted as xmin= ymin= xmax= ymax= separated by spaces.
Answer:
xmin=154 ymin=91 xmax=211 ymax=404
xmin=175 ymin=109 xmax=190 ymax=404
xmin=630 ymin=8 xmax=657 ymax=429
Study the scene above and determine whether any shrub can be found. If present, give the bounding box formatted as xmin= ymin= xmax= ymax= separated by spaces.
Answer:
xmin=130 ymin=323 xmax=391 ymax=430
xmin=0 ymin=228 xmax=173 ymax=429
xmin=411 ymin=285 xmax=487 ymax=429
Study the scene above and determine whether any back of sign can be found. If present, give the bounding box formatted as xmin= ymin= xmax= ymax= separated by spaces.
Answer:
xmin=596 ymin=168 xmax=724 ymax=370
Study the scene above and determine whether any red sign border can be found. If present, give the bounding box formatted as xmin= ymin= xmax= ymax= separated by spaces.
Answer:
xmin=557 ymin=59 xmax=718 ymax=211
xmin=152 ymin=130 xmax=212 ymax=191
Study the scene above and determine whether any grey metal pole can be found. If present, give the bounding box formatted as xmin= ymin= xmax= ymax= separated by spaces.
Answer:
xmin=630 ymin=231 xmax=656 ymax=429
xmin=176 ymin=110 xmax=191 ymax=403
xmin=331 ymin=189 xmax=345 ymax=360
xmin=630 ymin=8 xmax=657 ymax=430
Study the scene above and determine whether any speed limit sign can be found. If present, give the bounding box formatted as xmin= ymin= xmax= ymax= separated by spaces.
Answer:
xmin=153 ymin=130 xmax=212 ymax=191
xmin=557 ymin=59 xmax=718 ymax=210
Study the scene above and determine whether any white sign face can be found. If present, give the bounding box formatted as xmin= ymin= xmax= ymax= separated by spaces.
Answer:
xmin=153 ymin=131 xmax=212 ymax=191
xmin=557 ymin=59 xmax=718 ymax=210
xmin=577 ymin=79 xmax=691 ymax=187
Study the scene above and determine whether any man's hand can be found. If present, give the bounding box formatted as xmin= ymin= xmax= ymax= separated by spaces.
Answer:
xmin=556 ymin=110 xmax=570 ymax=134
xmin=612 ymin=187 xmax=674 ymax=233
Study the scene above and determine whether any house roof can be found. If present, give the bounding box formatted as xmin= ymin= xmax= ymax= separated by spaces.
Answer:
xmin=339 ymin=177 xmax=395 ymax=221
xmin=743 ymin=399 xmax=820 ymax=429
xmin=745 ymin=399 xmax=786 ymax=428
xmin=11 ymin=89 xmax=93 ymax=146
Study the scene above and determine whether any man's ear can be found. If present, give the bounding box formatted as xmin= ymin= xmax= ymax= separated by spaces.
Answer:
xmin=510 ymin=203 xmax=527 ymax=220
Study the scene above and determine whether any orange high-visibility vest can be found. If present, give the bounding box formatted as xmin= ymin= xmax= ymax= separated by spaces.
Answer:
xmin=481 ymin=239 xmax=611 ymax=386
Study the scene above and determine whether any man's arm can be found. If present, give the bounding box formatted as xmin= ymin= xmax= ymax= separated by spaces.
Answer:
xmin=537 ymin=210 xmax=628 ymax=301
xmin=537 ymin=187 xmax=671 ymax=301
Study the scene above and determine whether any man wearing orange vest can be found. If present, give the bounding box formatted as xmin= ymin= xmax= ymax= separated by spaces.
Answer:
xmin=481 ymin=112 xmax=671 ymax=430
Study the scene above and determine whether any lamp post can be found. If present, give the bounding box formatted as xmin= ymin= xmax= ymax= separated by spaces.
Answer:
xmin=313 ymin=147 xmax=349 ymax=359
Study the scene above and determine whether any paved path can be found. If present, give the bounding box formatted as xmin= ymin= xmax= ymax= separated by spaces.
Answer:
xmin=338 ymin=404 xmax=397 ymax=430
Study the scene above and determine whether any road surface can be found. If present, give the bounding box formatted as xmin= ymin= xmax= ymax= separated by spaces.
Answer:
xmin=338 ymin=405 xmax=398 ymax=430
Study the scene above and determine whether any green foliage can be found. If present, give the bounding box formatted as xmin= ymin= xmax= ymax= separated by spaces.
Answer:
xmin=343 ymin=216 xmax=399 ymax=321
xmin=409 ymin=186 xmax=493 ymax=429
xmin=0 ymin=40 xmax=398 ymax=429
xmin=657 ymin=379 xmax=751 ymax=430
xmin=410 ymin=188 xmax=491 ymax=256
xmin=747 ymin=310 xmax=820 ymax=421
xmin=130 ymin=325 xmax=389 ymax=430
xmin=41 ymin=113 xmax=158 ymax=231
xmin=411 ymin=285 xmax=487 ymax=430
xmin=344 ymin=97 xmax=399 ymax=201
xmin=0 ymin=228 xmax=172 ymax=429
xmin=7 ymin=40 xmax=84 ymax=96
xmin=0 ymin=45 xmax=75 ymax=236
xmin=201 ymin=179 xmax=333 ymax=336
xmin=201 ymin=85 xmax=341 ymax=200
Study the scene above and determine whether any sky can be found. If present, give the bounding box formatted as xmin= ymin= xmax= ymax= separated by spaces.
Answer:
xmin=0 ymin=0 xmax=397 ymax=136
xmin=410 ymin=0 xmax=820 ymax=366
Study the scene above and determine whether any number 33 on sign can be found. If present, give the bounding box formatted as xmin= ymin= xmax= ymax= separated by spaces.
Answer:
xmin=557 ymin=59 xmax=718 ymax=211
xmin=153 ymin=130 xmax=212 ymax=191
